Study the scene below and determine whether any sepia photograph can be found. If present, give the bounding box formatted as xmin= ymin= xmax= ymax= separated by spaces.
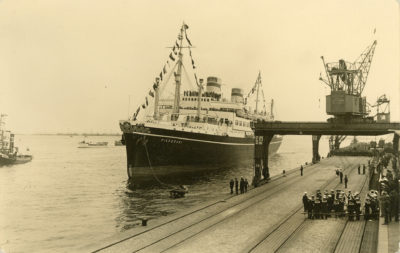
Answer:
xmin=0 ymin=0 xmax=399 ymax=252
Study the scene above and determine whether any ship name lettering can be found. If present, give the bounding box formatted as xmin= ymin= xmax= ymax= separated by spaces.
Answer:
xmin=161 ymin=138 xmax=182 ymax=144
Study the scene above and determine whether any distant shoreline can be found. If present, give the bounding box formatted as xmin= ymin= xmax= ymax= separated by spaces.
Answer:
xmin=17 ymin=133 xmax=121 ymax=136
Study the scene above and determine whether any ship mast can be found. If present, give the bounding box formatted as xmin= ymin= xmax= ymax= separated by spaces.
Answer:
xmin=255 ymin=72 xmax=261 ymax=114
xmin=172 ymin=24 xmax=185 ymax=120
xmin=0 ymin=114 xmax=6 ymax=152
xmin=197 ymin=79 xmax=204 ymax=119
xmin=153 ymin=78 xmax=160 ymax=120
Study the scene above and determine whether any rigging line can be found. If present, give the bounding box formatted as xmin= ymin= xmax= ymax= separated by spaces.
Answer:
xmin=182 ymin=64 xmax=196 ymax=90
xmin=159 ymin=61 xmax=179 ymax=98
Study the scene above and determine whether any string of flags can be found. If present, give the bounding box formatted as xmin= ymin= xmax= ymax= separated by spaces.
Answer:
xmin=184 ymin=26 xmax=199 ymax=87
xmin=133 ymin=23 xmax=197 ymax=120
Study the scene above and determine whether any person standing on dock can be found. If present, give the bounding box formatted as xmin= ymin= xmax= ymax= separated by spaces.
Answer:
xmin=314 ymin=195 xmax=321 ymax=219
xmin=358 ymin=165 xmax=361 ymax=174
xmin=244 ymin=178 xmax=248 ymax=193
xmin=300 ymin=165 xmax=303 ymax=176
xmin=381 ymin=191 xmax=391 ymax=225
xmin=302 ymin=192 xmax=308 ymax=212
xmin=309 ymin=195 xmax=315 ymax=219
xmin=234 ymin=178 xmax=239 ymax=195
xmin=362 ymin=164 xmax=366 ymax=174
xmin=240 ymin=177 xmax=244 ymax=194
xmin=339 ymin=170 xmax=343 ymax=183
xmin=229 ymin=179 xmax=234 ymax=194
xmin=344 ymin=175 xmax=348 ymax=188
xmin=389 ymin=189 xmax=399 ymax=222
xmin=321 ymin=196 xmax=328 ymax=219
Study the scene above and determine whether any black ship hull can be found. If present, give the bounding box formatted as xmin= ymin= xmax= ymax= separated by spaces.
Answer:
xmin=0 ymin=155 xmax=32 ymax=166
xmin=123 ymin=125 xmax=282 ymax=183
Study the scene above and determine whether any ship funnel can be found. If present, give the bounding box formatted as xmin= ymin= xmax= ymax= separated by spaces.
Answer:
xmin=231 ymin=88 xmax=244 ymax=103
xmin=206 ymin=76 xmax=222 ymax=94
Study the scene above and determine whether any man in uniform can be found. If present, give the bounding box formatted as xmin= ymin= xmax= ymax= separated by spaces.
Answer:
xmin=327 ymin=190 xmax=334 ymax=217
xmin=347 ymin=191 xmax=355 ymax=221
xmin=339 ymin=191 xmax=346 ymax=217
xmin=381 ymin=191 xmax=390 ymax=224
xmin=321 ymin=195 xmax=328 ymax=219
xmin=364 ymin=195 xmax=371 ymax=220
xmin=333 ymin=194 xmax=340 ymax=217
xmin=354 ymin=192 xmax=361 ymax=220
xmin=314 ymin=194 xmax=321 ymax=219
xmin=370 ymin=190 xmax=379 ymax=220
xmin=309 ymin=195 xmax=315 ymax=219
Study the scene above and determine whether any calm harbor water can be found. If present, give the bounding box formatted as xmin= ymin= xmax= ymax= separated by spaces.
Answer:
xmin=0 ymin=134 xmax=355 ymax=253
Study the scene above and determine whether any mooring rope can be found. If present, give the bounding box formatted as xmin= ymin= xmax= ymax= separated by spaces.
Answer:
xmin=143 ymin=140 xmax=174 ymax=189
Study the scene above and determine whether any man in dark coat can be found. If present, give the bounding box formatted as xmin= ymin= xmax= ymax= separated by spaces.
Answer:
xmin=229 ymin=179 xmax=234 ymax=194
xmin=381 ymin=191 xmax=391 ymax=224
xmin=344 ymin=175 xmax=348 ymax=188
xmin=389 ymin=189 xmax=399 ymax=222
xmin=339 ymin=171 xmax=343 ymax=183
xmin=235 ymin=178 xmax=239 ymax=195
xmin=309 ymin=195 xmax=315 ymax=219
xmin=300 ymin=165 xmax=303 ymax=176
xmin=240 ymin=177 xmax=244 ymax=194
xmin=302 ymin=192 xmax=308 ymax=212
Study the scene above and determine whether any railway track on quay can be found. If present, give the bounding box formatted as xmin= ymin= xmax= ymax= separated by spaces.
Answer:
xmin=248 ymin=157 xmax=372 ymax=253
xmin=91 ymin=157 xmax=370 ymax=253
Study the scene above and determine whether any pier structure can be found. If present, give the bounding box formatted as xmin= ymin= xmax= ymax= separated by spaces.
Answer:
xmin=253 ymin=121 xmax=400 ymax=184
xmin=85 ymin=156 xmax=388 ymax=253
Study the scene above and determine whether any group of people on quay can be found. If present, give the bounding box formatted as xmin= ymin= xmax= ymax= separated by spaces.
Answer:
xmin=229 ymin=177 xmax=249 ymax=195
xmin=302 ymin=153 xmax=399 ymax=224
xmin=302 ymin=189 xmax=378 ymax=220
xmin=375 ymin=154 xmax=399 ymax=224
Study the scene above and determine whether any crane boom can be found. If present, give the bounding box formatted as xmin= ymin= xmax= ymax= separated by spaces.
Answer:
xmin=354 ymin=40 xmax=377 ymax=95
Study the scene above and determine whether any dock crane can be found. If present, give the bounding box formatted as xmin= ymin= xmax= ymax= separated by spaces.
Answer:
xmin=320 ymin=40 xmax=377 ymax=123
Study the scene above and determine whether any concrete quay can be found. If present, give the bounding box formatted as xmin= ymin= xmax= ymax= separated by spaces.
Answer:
xmin=83 ymin=156 xmax=394 ymax=253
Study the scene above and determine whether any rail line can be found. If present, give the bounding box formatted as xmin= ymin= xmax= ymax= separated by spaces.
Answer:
xmin=331 ymin=167 xmax=369 ymax=253
xmin=137 ymin=157 xmax=359 ymax=253
xmin=93 ymin=160 xmax=325 ymax=252
xmin=248 ymin=157 xmax=367 ymax=252
xmin=93 ymin=157 xmax=362 ymax=253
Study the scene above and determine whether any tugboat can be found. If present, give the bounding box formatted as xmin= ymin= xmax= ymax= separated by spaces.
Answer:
xmin=0 ymin=114 xmax=33 ymax=166
xmin=119 ymin=23 xmax=282 ymax=184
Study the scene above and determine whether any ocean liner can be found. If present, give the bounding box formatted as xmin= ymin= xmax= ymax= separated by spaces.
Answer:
xmin=119 ymin=24 xmax=282 ymax=183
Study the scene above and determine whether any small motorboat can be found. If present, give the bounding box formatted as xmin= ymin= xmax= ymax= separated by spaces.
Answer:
xmin=78 ymin=141 xmax=108 ymax=148
xmin=169 ymin=185 xmax=188 ymax=198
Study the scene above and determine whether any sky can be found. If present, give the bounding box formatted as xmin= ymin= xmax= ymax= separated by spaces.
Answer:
xmin=0 ymin=0 xmax=398 ymax=134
